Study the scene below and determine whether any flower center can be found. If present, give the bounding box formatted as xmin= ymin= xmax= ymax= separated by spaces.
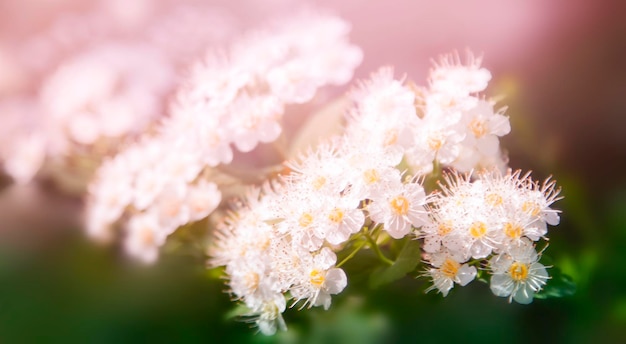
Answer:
xmin=509 ymin=262 xmax=529 ymax=282
xmin=469 ymin=221 xmax=487 ymax=238
xmin=309 ymin=269 xmax=325 ymax=287
xmin=312 ymin=176 xmax=326 ymax=190
xmin=469 ymin=118 xmax=487 ymax=138
xmin=383 ymin=129 xmax=398 ymax=147
xmin=363 ymin=169 xmax=380 ymax=185
xmin=328 ymin=208 xmax=344 ymax=224
xmin=390 ymin=195 xmax=410 ymax=215
xmin=485 ymin=192 xmax=503 ymax=207
xmin=299 ymin=212 xmax=313 ymax=227
xmin=441 ymin=258 xmax=460 ymax=278
xmin=521 ymin=201 xmax=541 ymax=217
xmin=437 ymin=222 xmax=453 ymax=236
xmin=504 ymin=223 xmax=523 ymax=239
xmin=427 ymin=134 xmax=443 ymax=151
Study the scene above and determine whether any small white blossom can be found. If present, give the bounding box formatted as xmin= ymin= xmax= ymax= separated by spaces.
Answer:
xmin=425 ymin=250 xmax=477 ymax=297
xmin=489 ymin=239 xmax=549 ymax=304
xmin=429 ymin=51 xmax=492 ymax=97
xmin=289 ymin=248 xmax=348 ymax=310
xmin=368 ymin=182 xmax=429 ymax=239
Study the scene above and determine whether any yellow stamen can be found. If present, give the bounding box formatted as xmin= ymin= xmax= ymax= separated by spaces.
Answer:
xmin=363 ymin=169 xmax=380 ymax=185
xmin=390 ymin=195 xmax=410 ymax=215
xmin=509 ymin=262 xmax=529 ymax=282
xmin=469 ymin=118 xmax=487 ymax=138
xmin=328 ymin=208 xmax=344 ymax=224
xmin=299 ymin=213 xmax=313 ymax=227
xmin=521 ymin=201 xmax=541 ymax=217
xmin=427 ymin=135 xmax=443 ymax=151
xmin=504 ymin=223 xmax=523 ymax=239
xmin=437 ymin=222 xmax=453 ymax=236
xmin=312 ymin=176 xmax=326 ymax=190
xmin=383 ymin=129 xmax=399 ymax=146
xmin=309 ymin=269 xmax=325 ymax=287
xmin=469 ymin=221 xmax=487 ymax=238
xmin=485 ymin=193 xmax=503 ymax=207
xmin=441 ymin=258 xmax=460 ymax=278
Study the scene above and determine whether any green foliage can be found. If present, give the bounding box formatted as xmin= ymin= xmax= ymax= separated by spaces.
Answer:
xmin=368 ymin=239 xmax=421 ymax=289
xmin=534 ymin=266 xmax=576 ymax=300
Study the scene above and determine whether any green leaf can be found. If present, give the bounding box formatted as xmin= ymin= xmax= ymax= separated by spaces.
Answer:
xmin=223 ymin=303 xmax=251 ymax=320
xmin=368 ymin=239 xmax=421 ymax=289
xmin=534 ymin=267 xmax=576 ymax=299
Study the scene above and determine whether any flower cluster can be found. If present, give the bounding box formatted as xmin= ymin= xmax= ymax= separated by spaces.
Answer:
xmin=421 ymin=170 xmax=561 ymax=302
xmin=211 ymin=51 xmax=562 ymax=334
xmin=0 ymin=0 xmax=235 ymax=189
xmin=0 ymin=4 xmax=568 ymax=338
xmin=407 ymin=53 xmax=510 ymax=174
xmin=86 ymin=11 xmax=362 ymax=263
xmin=209 ymin=67 xmax=438 ymax=334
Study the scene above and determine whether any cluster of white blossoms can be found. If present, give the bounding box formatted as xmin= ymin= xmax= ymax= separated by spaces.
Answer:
xmin=40 ymin=43 xmax=175 ymax=156
xmin=85 ymin=11 xmax=362 ymax=264
xmin=211 ymin=52 xmax=562 ymax=334
xmin=0 ymin=0 xmax=236 ymax=188
xmin=210 ymin=67 xmax=437 ymax=334
xmin=0 ymin=3 xmax=567 ymax=337
xmin=0 ymin=43 xmax=175 ymax=188
xmin=407 ymin=53 xmax=511 ymax=174
xmin=421 ymin=170 xmax=561 ymax=303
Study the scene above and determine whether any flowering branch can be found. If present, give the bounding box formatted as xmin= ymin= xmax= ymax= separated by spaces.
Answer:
xmin=15 ymin=7 xmax=570 ymax=336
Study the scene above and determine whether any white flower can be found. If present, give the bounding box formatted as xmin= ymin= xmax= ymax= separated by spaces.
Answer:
xmin=186 ymin=180 xmax=222 ymax=222
xmin=428 ymin=170 xmax=562 ymax=260
xmin=368 ymin=181 xmax=428 ymax=239
xmin=40 ymin=42 xmax=174 ymax=149
xmin=443 ymin=217 xmax=499 ymax=259
xmin=286 ymin=141 xmax=349 ymax=196
xmin=250 ymin=294 xmax=287 ymax=336
xmin=289 ymin=248 xmax=348 ymax=310
xmin=425 ymin=250 xmax=477 ymax=297
xmin=448 ymin=100 xmax=510 ymax=172
xmin=124 ymin=212 xmax=168 ymax=264
xmin=322 ymin=201 xmax=365 ymax=246
xmin=407 ymin=114 xmax=465 ymax=170
xmin=227 ymin=94 xmax=284 ymax=153
xmin=276 ymin=192 xmax=326 ymax=252
xmin=429 ymin=51 xmax=492 ymax=97
xmin=489 ymin=239 xmax=549 ymax=304
xmin=420 ymin=216 xmax=456 ymax=254
xmin=346 ymin=67 xmax=419 ymax=165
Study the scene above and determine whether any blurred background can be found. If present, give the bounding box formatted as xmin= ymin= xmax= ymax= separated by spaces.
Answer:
xmin=1 ymin=0 xmax=625 ymax=342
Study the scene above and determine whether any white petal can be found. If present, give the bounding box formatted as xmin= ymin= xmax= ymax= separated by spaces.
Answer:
xmin=433 ymin=275 xmax=454 ymax=297
xmin=513 ymin=284 xmax=535 ymax=304
xmin=456 ymin=265 xmax=477 ymax=286
xmin=490 ymin=274 xmax=514 ymax=297
xmin=324 ymin=268 xmax=347 ymax=294
xmin=314 ymin=292 xmax=332 ymax=310
xmin=470 ymin=240 xmax=492 ymax=259
xmin=423 ymin=236 xmax=441 ymax=253
xmin=315 ymin=248 xmax=337 ymax=270
xmin=545 ymin=212 xmax=560 ymax=226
